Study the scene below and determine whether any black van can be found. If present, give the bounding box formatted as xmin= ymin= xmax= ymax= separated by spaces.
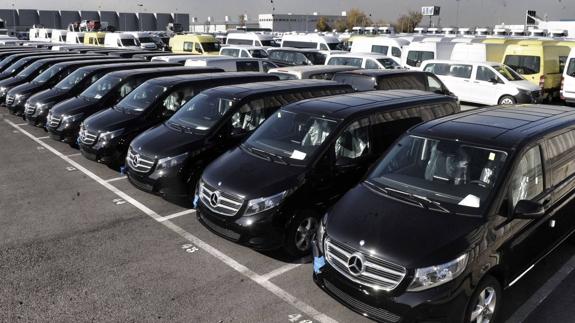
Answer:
xmin=268 ymin=48 xmax=327 ymax=66
xmin=313 ymin=104 xmax=575 ymax=322
xmin=5 ymin=57 xmax=122 ymax=116
xmin=126 ymin=79 xmax=353 ymax=199
xmin=197 ymin=90 xmax=460 ymax=256
xmin=33 ymin=61 xmax=173 ymax=127
xmin=333 ymin=69 xmax=454 ymax=94
xmin=78 ymin=73 xmax=279 ymax=166
xmin=0 ymin=51 xmax=81 ymax=80
xmin=46 ymin=66 xmax=222 ymax=144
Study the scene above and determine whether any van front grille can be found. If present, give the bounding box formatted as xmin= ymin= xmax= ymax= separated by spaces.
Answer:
xmin=79 ymin=128 xmax=97 ymax=145
xmin=199 ymin=181 xmax=244 ymax=217
xmin=126 ymin=147 xmax=155 ymax=173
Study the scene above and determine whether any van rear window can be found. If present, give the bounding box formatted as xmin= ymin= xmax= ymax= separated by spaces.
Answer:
xmin=504 ymin=55 xmax=541 ymax=75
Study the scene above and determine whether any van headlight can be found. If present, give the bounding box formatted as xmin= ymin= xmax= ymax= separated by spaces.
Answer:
xmin=62 ymin=113 xmax=84 ymax=124
xmin=407 ymin=254 xmax=468 ymax=292
xmin=0 ymin=86 xmax=7 ymax=96
xmin=96 ymin=128 xmax=124 ymax=146
xmin=156 ymin=152 xmax=188 ymax=171
xmin=244 ymin=190 xmax=289 ymax=216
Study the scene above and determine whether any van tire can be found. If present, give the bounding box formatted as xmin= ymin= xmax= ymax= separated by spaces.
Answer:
xmin=498 ymin=95 xmax=516 ymax=105
xmin=284 ymin=211 xmax=319 ymax=257
xmin=464 ymin=275 xmax=502 ymax=323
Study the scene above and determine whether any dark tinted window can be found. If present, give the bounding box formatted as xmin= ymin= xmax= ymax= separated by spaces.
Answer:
xmin=236 ymin=61 xmax=260 ymax=72
xmin=448 ymin=64 xmax=473 ymax=79
xmin=282 ymin=41 xmax=317 ymax=49
xmin=220 ymin=48 xmax=240 ymax=57
xmin=547 ymin=130 xmax=575 ymax=186
xmin=406 ymin=51 xmax=434 ymax=67
xmin=327 ymin=57 xmax=362 ymax=67
xmin=567 ymin=58 xmax=575 ymax=77
xmin=476 ymin=66 xmax=498 ymax=82
xmin=371 ymin=45 xmax=389 ymax=54
xmin=227 ymin=38 xmax=254 ymax=45
xmin=504 ymin=55 xmax=541 ymax=75
xmin=333 ymin=74 xmax=376 ymax=92
xmin=392 ymin=47 xmax=402 ymax=58
xmin=423 ymin=63 xmax=450 ymax=76
xmin=377 ymin=75 xmax=426 ymax=91
xmin=183 ymin=42 xmax=194 ymax=52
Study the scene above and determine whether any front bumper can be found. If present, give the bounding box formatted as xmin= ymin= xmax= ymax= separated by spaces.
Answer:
xmin=313 ymin=245 xmax=472 ymax=323
xmin=25 ymin=112 xmax=48 ymax=127
xmin=79 ymin=142 xmax=125 ymax=165
xmin=46 ymin=119 xmax=82 ymax=143
xmin=515 ymin=90 xmax=542 ymax=104
xmin=126 ymin=166 xmax=190 ymax=198
xmin=197 ymin=204 xmax=285 ymax=250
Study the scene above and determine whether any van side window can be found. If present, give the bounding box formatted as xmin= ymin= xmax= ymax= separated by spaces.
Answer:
xmin=163 ymin=88 xmax=195 ymax=112
xmin=320 ymin=43 xmax=329 ymax=50
xmin=117 ymin=79 xmax=139 ymax=98
xmin=335 ymin=118 xmax=371 ymax=160
xmin=424 ymin=63 xmax=450 ymax=76
xmin=236 ymin=61 xmax=260 ymax=72
xmin=448 ymin=64 xmax=473 ymax=79
xmin=194 ymin=43 xmax=203 ymax=53
xmin=391 ymin=47 xmax=402 ymax=58
xmin=406 ymin=51 xmax=434 ymax=67
xmin=221 ymin=48 xmax=239 ymax=57
xmin=377 ymin=75 xmax=426 ymax=91
xmin=230 ymin=98 xmax=276 ymax=133
xmin=262 ymin=61 xmax=276 ymax=72
xmin=567 ymin=58 xmax=575 ymax=76
xmin=239 ymin=50 xmax=250 ymax=58
xmin=183 ymin=42 xmax=194 ymax=52
xmin=547 ymin=130 xmax=575 ymax=186
xmin=365 ymin=59 xmax=380 ymax=69
xmin=509 ymin=146 xmax=544 ymax=207
xmin=371 ymin=45 xmax=389 ymax=54
xmin=370 ymin=112 xmax=423 ymax=153
xmin=476 ymin=66 xmax=498 ymax=82
xmin=426 ymin=75 xmax=444 ymax=93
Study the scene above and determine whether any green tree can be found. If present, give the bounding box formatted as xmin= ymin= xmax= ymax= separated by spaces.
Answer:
xmin=334 ymin=19 xmax=348 ymax=32
xmin=316 ymin=17 xmax=331 ymax=32
xmin=393 ymin=11 xmax=423 ymax=33
xmin=346 ymin=8 xmax=372 ymax=29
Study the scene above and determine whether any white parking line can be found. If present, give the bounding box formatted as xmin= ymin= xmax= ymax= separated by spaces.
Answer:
xmin=15 ymin=122 xmax=27 ymax=126
xmin=157 ymin=209 xmax=196 ymax=222
xmin=105 ymin=176 xmax=127 ymax=183
xmin=260 ymin=263 xmax=302 ymax=282
xmin=66 ymin=153 xmax=82 ymax=157
xmin=37 ymin=136 xmax=50 ymax=140
xmin=506 ymin=253 xmax=575 ymax=323
xmin=5 ymin=119 xmax=337 ymax=323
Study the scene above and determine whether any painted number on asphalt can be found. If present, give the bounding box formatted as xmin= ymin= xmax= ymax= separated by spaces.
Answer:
xmin=182 ymin=244 xmax=199 ymax=253
xmin=66 ymin=166 xmax=77 ymax=172
xmin=112 ymin=198 xmax=126 ymax=205
xmin=36 ymin=146 xmax=45 ymax=151
xmin=288 ymin=314 xmax=313 ymax=323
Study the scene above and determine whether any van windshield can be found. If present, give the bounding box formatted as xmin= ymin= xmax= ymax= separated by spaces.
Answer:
xmin=5 ymin=57 xmax=31 ymax=74
xmin=201 ymin=42 xmax=221 ymax=52
xmin=378 ymin=58 xmax=400 ymax=69
xmin=328 ymin=57 xmax=362 ymax=67
xmin=566 ymin=58 xmax=575 ymax=77
xmin=504 ymin=55 xmax=541 ymax=75
xmin=243 ymin=110 xmax=339 ymax=166
xmin=121 ymin=38 xmax=139 ymax=46
xmin=494 ymin=65 xmax=524 ymax=81
xmin=170 ymin=93 xmax=235 ymax=132
xmin=56 ymin=69 xmax=89 ymax=90
xmin=249 ymin=49 xmax=269 ymax=58
xmin=33 ymin=65 xmax=64 ymax=84
xmin=367 ymin=135 xmax=508 ymax=216
xmin=116 ymin=83 xmax=168 ymax=115
xmin=80 ymin=75 xmax=123 ymax=100
xmin=18 ymin=61 xmax=44 ymax=78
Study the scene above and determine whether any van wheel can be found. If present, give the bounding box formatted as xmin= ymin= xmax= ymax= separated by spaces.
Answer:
xmin=285 ymin=212 xmax=319 ymax=257
xmin=465 ymin=275 xmax=502 ymax=323
xmin=498 ymin=96 xmax=516 ymax=105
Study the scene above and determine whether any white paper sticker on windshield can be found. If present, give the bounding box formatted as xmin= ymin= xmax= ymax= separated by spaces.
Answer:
xmin=458 ymin=194 xmax=480 ymax=208
xmin=94 ymin=94 xmax=102 ymax=99
xmin=489 ymin=152 xmax=496 ymax=161
xmin=290 ymin=150 xmax=306 ymax=160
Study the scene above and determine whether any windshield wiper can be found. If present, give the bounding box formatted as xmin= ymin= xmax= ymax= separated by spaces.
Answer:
xmin=243 ymin=145 xmax=272 ymax=162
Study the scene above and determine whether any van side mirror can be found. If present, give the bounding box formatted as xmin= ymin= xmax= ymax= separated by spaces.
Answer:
xmin=513 ymin=200 xmax=545 ymax=219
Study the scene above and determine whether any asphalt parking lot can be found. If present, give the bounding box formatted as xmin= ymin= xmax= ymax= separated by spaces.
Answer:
xmin=1 ymin=109 xmax=575 ymax=323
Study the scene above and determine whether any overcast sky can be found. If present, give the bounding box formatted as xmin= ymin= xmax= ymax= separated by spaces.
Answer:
xmin=8 ymin=0 xmax=574 ymax=26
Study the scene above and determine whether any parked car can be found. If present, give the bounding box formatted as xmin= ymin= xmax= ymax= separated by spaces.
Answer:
xmin=281 ymin=34 xmax=341 ymax=51
xmin=219 ymin=46 xmax=269 ymax=58
xmin=333 ymin=69 xmax=453 ymax=94
xmin=422 ymin=60 xmax=542 ymax=105
xmin=169 ymin=34 xmax=221 ymax=55
xmin=562 ymin=47 xmax=575 ymax=105
xmin=185 ymin=57 xmax=278 ymax=72
xmin=401 ymin=41 xmax=456 ymax=69
xmin=47 ymin=66 xmax=221 ymax=146
xmin=267 ymin=48 xmax=328 ymax=66
xmin=196 ymin=90 xmax=460 ymax=256
xmin=326 ymin=53 xmax=401 ymax=69
xmin=152 ymin=55 xmax=220 ymax=64
xmin=127 ymin=79 xmax=351 ymax=199
xmin=78 ymin=73 xmax=277 ymax=168
xmin=83 ymin=32 xmax=106 ymax=46
xmin=313 ymin=104 xmax=575 ymax=322
xmin=267 ymin=65 xmax=358 ymax=80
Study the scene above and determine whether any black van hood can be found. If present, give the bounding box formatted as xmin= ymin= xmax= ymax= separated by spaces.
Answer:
xmin=202 ymin=147 xmax=305 ymax=200
xmin=0 ymin=76 xmax=26 ymax=89
xmin=49 ymin=97 xmax=100 ymax=117
xmin=326 ymin=184 xmax=484 ymax=269
xmin=83 ymin=108 xmax=138 ymax=133
xmin=8 ymin=82 xmax=47 ymax=98
xmin=27 ymin=88 xmax=68 ymax=108
xmin=131 ymin=123 xmax=205 ymax=159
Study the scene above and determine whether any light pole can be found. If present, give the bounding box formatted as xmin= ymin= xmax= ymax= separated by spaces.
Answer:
xmin=137 ymin=4 xmax=143 ymax=31
xmin=11 ymin=2 xmax=15 ymax=35
xmin=456 ymin=0 xmax=461 ymax=27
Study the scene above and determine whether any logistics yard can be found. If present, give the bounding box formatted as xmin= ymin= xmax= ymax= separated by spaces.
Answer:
xmin=3 ymin=1 xmax=575 ymax=322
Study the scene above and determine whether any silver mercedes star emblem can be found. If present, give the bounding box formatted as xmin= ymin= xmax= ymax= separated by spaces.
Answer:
xmin=210 ymin=191 xmax=220 ymax=207
xmin=347 ymin=252 xmax=365 ymax=277
xmin=133 ymin=154 xmax=140 ymax=165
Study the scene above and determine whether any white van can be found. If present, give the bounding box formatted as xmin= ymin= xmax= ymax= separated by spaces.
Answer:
xmin=326 ymin=53 xmax=401 ymax=69
xmin=401 ymin=41 xmax=456 ymax=69
xmin=185 ymin=57 xmax=278 ymax=72
xmin=561 ymin=48 xmax=575 ymax=104
xmin=220 ymin=46 xmax=268 ymax=58
xmin=51 ymin=30 xmax=67 ymax=43
xmin=37 ymin=28 xmax=53 ymax=42
xmin=450 ymin=43 xmax=507 ymax=62
xmin=281 ymin=34 xmax=341 ymax=51
xmin=422 ymin=60 xmax=541 ymax=105
xmin=152 ymin=55 xmax=220 ymax=64
xmin=226 ymin=32 xmax=277 ymax=47
xmin=350 ymin=37 xmax=409 ymax=60
xmin=104 ymin=33 xmax=141 ymax=49
xmin=66 ymin=32 xmax=85 ymax=44
xmin=267 ymin=65 xmax=357 ymax=80
xmin=124 ymin=32 xmax=158 ymax=49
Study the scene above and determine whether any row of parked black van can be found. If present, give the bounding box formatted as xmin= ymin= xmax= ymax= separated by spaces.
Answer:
xmin=3 ymin=46 xmax=575 ymax=323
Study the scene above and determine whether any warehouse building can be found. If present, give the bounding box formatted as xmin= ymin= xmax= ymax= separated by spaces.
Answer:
xmin=258 ymin=13 xmax=346 ymax=32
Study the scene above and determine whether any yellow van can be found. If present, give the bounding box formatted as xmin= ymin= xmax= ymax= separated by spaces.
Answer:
xmin=503 ymin=40 xmax=570 ymax=99
xmin=169 ymin=34 xmax=220 ymax=55
xmin=83 ymin=32 xmax=106 ymax=46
